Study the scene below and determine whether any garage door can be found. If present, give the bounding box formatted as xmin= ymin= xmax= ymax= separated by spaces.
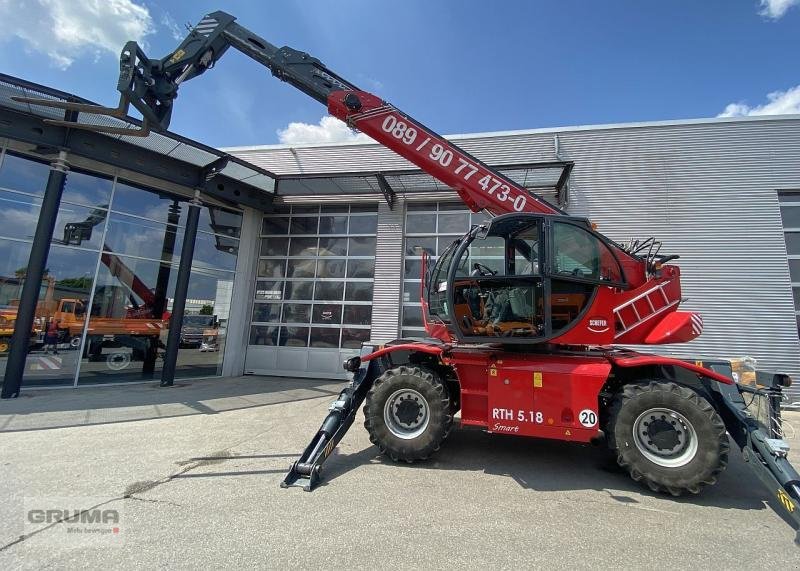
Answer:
xmin=245 ymin=204 xmax=377 ymax=378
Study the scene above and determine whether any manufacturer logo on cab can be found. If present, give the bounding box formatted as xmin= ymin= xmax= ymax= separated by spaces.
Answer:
xmin=588 ymin=317 xmax=609 ymax=333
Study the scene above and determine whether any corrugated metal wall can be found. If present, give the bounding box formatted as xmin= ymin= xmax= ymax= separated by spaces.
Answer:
xmin=555 ymin=120 xmax=800 ymax=405
xmin=370 ymin=201 xmax=404 ymax=342
xmin=229 ymin=116 xmax=800 ymax=403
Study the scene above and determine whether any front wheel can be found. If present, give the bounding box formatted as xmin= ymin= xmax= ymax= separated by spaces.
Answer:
xmin=364 ymin=366 xmax=452 ymax=462
xmin=608 ymin=381 xmax=729 ymax=496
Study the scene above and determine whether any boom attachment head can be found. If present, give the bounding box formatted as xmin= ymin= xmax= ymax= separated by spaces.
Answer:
xmin=10 ymin=11 xmax=239 ymax=136
xmin=13 ymin=42 xmax=176 ymax=137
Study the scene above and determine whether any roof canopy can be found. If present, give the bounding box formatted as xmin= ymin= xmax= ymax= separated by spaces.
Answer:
xmin=0 ymin=74 xmax=277 ymax=210
xmin=276 ymin=161 xmax=573 ymax=208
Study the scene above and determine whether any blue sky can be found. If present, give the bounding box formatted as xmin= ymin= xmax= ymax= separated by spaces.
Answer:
xmin=0 ymin=1 xmax=798 ymax=148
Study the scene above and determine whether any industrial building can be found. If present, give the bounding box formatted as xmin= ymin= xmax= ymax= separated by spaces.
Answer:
xmin=1 ymin=73 xmax=798 ymax=403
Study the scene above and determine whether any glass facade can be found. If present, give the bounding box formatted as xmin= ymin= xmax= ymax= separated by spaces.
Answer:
xmin=251 ymin=204 xmax=377 ymax=355
xmin=401 ymin=202 xmax=489 ymax=338
xmin=0 ymin=150 xmax=241 ymax=386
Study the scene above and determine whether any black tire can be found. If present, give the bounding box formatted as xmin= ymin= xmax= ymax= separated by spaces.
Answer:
xmin=364 ymin=365 xmax=452 ymax=462
xmin=607 ymin=381 xmax=729 ymax=496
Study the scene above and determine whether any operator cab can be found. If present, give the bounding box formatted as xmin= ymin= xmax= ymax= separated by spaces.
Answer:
xmin=425 ymin=213 xmax=626 ymax=343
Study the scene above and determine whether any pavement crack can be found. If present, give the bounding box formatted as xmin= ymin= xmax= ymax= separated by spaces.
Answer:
xmin=124 ymin=450 xmax=239 ymax=500
xmin=2 ymin=417 xmax=296 ymax=554
xmin=126 ymin=496 xmax=184 ymax=507
xmin=1 ymin=454 xmax=219 ymax=554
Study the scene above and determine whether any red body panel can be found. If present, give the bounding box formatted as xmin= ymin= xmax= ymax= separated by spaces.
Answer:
xmin=543 ymin=286 xmax=618 ymax=346
xmin=361 ymin=343 xmax=444 ymax=362
xmin=552 ymin=266 xmax=698 ymax=346
xmin=605 ymin=350 xmax=733 ymax=385
xmin=368 ymin=343 xmax=731 ymax=444
xmin=643 ymin=310 xmax=703 ymax=344
xmin=445 ymin=349 xmax=610 ymax=442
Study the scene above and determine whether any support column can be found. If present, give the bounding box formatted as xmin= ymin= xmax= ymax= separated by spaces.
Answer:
xmin=143 ymin=200 xmax=180 ymax=375
xmin=2 ymin=150 xmax=69 ymax=398
xmin=221 ymin=206 xmax=261 ymax=378
xmin=160 ymin=193 xmax=201 ymax=387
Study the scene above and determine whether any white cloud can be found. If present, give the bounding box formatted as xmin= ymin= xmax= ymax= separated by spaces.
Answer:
xmin=717 ymin=85 xmax=800 ymax=117
xmin=356 ymin=74 xmax=384 ymax=92
xmin=277 ymin=115 xmax=371 ymax=145
xmin=758 ymin=0 xmax=800 ymax=19
xmin=0 ymin=0 xmax=153 ymax=70
xmin=160 ymin=12 xmax=184 ymax=41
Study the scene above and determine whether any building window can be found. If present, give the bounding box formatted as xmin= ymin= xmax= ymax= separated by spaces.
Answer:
xmin=251 ymin=204 xmax=377 ymax=351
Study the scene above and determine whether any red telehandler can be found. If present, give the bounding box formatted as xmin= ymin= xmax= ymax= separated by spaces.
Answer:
xmin=17 ymin=10 xmax=800 ymax=544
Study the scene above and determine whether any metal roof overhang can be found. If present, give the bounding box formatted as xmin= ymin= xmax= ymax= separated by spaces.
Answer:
xmin=275 ymin=161 xmax=574 ymax=208
xmin=0 ymin=74 xmax=278 ymax=211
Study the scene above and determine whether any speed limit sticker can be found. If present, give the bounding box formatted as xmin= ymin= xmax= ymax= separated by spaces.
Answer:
xmin=579 ymin=409 xmax=598 ymax=427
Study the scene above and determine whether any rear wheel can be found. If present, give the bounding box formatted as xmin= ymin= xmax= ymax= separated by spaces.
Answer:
xmin=364 ymin=365 xmax=452 ymax=462
xmin=0 ymin=337 xmax=9 ymax=353
xmin=608 ymin=381 xmax=729 ymax=495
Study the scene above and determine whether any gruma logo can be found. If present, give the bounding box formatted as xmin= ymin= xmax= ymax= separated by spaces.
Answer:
xmin=23 ymin=496 xmax=124 ymax=547
xmin=587 ymin=317 xmax=609 ymax=333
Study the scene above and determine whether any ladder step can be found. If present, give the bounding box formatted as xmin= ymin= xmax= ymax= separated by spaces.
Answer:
xmin=614 ymin=282 xmax=679 ymax=335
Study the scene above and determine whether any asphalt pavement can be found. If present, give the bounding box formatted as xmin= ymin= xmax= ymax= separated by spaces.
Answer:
xmin=1 ymin=376 xmax=798 ymax=569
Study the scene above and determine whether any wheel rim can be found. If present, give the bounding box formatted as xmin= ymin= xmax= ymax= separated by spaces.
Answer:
xmin=633 ymin=407 xmax=698 ymax=468
xmin=106 ymin=352 xmax=131 ymax=371
xmin=383 ymin=388 xmax=430 ymax=440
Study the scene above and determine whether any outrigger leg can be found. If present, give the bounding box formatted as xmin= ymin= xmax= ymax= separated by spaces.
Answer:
xmin=281 ymin=347 xmax=378 ymax=491
xmin=715 ymin=375 xmax=800 ymax=545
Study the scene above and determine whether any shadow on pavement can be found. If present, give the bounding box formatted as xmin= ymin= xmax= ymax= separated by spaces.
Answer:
xmin=315 ymin=427 xmax=795 ymax=526
xmin=0 ymin=376 xmax=343 ymax=432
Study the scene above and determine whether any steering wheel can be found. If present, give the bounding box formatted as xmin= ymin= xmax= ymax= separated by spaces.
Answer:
xmin=473 ymin=263 xmax=497 ymax=277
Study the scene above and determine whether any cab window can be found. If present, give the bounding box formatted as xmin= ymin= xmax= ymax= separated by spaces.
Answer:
xmin=428 ymin=241 xmax=458 ymax=319
xmin=455 ymin=235 xmax=506 ymax=277
xmin=552 ymin=222 xmax=623 ymax=284
xmin=511 ymin=224 xmax=540 ymax=275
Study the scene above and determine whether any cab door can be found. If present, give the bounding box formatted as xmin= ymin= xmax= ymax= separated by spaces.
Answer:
xmin=546 ymin=220 xmax=625 ymax=335
xmin=450 ymin=218 xmax=546 ymax=341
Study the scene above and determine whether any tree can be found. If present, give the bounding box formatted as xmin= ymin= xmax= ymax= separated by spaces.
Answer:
xmin=199 ymin=304 xmax=214 ymax=315
xmin=56 ymin=277 xmax=93 ymax=290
